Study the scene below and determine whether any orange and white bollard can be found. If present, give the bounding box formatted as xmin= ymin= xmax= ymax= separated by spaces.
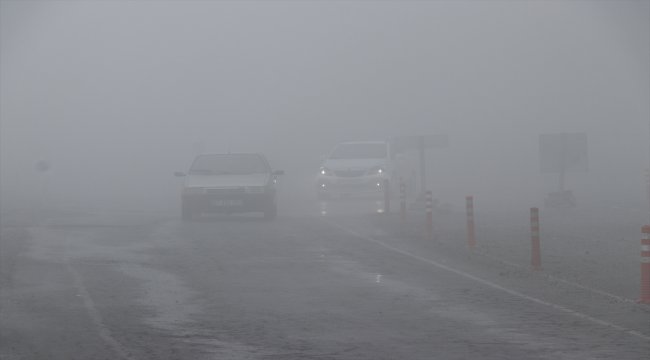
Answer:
xmin=425 ymin=191 xmax=433 ymax=241
xmin=466 ymin=196 xmax=475 ymax=249
xmin=640 ymin=225 xmax=650 ymax=304
xmin=400 ymin=179 xmax=406 ymax=223
xmin=530 ymin=207 xmax=541 ymax=271
xmin=646 ymin=169 xmax=650 ymax=224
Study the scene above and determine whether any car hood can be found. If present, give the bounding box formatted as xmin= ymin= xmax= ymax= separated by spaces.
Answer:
xmin=322 ymin=158 xmax=386 ymax=170
xmin=185 ymin=173 xmax=270 ymax=188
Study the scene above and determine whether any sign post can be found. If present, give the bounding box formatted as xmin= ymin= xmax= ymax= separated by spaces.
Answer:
xmin=391 ymin=134 xmax=449 ymax=197
xmin=539 ymin=133 xmax=588 ymax=208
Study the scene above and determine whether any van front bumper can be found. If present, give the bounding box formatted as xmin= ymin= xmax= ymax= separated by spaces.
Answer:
xmin=316 ymin=175 xmax=388 ymax=197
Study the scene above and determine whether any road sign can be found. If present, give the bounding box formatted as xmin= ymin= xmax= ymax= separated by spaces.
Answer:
xmin=539 ymin=133 xmax=587 ymax=205
xmin=539 ymin=133 xmax=588 ymax=173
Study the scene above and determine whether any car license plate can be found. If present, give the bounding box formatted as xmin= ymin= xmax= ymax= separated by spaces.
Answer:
xmin=212 ymin=199 xmax=243 ymax=207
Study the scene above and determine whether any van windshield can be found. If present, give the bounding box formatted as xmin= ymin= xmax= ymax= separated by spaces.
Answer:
xmin=330 ymin=143 xmax=387 ymax=159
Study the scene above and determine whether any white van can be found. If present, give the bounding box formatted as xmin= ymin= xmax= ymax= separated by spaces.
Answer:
xmin=316 ymin=141 xmax=395 ymax=199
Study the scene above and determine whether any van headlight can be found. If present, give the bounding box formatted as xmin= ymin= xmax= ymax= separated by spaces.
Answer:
xmin=367 ymin=166 xmax=384 ymax=175
xmin=319 ymin=167 xmax=333 ymax=176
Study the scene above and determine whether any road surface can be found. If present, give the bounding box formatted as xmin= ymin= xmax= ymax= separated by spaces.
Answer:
xmin=1 ymin=202 xmax=649 ymax=359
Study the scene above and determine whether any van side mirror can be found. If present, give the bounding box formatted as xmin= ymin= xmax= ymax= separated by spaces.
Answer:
xmin=174 ymin=171 xmax=186 ymax=177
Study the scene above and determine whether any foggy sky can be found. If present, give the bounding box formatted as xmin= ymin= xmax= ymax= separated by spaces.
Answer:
xmin=1 ymin=1 xmax=649 ymax=212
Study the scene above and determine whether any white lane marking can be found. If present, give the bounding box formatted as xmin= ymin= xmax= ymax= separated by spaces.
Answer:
xmin=375 ymin=209 xmax=636 ymax=304
xmin=541 ymin=273 xmax=635 ymax=304
xmin=325 ymin=221 xmax=650 ymax=342
xmin=477 ymin=251 xmax=636 ymax=304
xmin=65 ymin=239 xmax=134 ymax=360
xmin=477 ymin=251 xmax=522 ymax=269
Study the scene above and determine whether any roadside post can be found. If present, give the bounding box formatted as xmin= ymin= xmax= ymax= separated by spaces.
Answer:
xmin=640 ymin=226 xmax=650 ymax=304
xmin=466 ymin=196 xmax=476 ymax=250
xmin=400 ymin=179 xmax=406 ymax=224
xmin=530 ymin=207 xmax=541 ymax=271
xmin=425 ymin=191 xmax=433 ymax=241
xmin=645 ymin=169 xmax=650 ymax=225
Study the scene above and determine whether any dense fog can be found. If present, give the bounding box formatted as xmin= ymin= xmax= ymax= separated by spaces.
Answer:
xmin=2 ymin=1 xmax=649 ymax=215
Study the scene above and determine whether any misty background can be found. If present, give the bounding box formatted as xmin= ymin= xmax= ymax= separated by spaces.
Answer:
xmin=1 ymin=0 xmax=649 ymax=215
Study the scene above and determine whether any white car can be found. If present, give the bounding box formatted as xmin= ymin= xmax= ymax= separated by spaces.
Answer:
xmin=175 ymin=153 xmax=284 ymax=220
xmin=316 ymin=141 xmax=394 ymax=199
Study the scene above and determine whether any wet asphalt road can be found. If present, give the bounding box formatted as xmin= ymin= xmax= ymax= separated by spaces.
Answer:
xmin=1 ymin=202 xmax=649 ymax=359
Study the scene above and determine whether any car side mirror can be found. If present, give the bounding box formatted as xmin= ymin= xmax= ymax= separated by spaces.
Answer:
xmin=272 ymin=170 xmax=285 ymax=176
xmin=174 ymin=171 xmax=186 ymax=177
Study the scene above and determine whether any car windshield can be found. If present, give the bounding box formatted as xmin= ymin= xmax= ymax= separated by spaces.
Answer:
xmin=189 ymin=154 xmax=270 ymax=175
xmin=329 ymin=143 xmax=387 ymax=160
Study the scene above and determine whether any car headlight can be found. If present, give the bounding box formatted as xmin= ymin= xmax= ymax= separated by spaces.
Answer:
xmin=367 ymin=166 xmax=385 ymax=175
xmin=183 ymin=187 xmax=204 ymax=195
xmin=245 ymin=186 xmax=266 ymax=194
xmin=319 ymin=167 xmax=333 ymax=176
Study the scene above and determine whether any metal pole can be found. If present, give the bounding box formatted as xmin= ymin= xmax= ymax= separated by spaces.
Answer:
xmin=425 ymin=191 xmax=433 ymax=241
xmin=531 ymin=207 xmax=541 ymax=271
xmin=466 ymin=196 xmax=475 ymax=249
xmin=558 ymin=134 xmax=568 ymax=193
xmin=419 ymin=136 xmax=426 ymax=196
xmin=400 ymin=179 xmax=406 ymax=224
xmin=383 ymin=179 xmax=390 ymax=214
